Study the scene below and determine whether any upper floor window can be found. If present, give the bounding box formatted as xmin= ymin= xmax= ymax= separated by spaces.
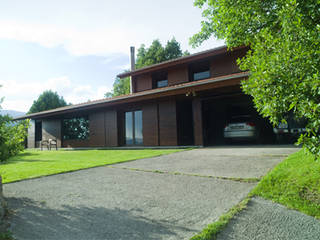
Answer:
xmin=156 ymin=79 xmax=168 ymax=88
xmin=189 ymin=61 xmax=210 ymax=81
xmin=152 ymin=71 xmax=168 ymax=88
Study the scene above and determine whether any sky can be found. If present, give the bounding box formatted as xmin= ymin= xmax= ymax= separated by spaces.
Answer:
xmin=0 ymin=0 xmax=224 ymax=112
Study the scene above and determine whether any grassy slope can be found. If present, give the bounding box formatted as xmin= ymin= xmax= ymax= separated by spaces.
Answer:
xmin=251 ymin=149 xmax=320 ymax=218
xmin=190 ymin=149 xmax=320 ymax=240
xmin=0 ymin=149 xmax=183 ymax=183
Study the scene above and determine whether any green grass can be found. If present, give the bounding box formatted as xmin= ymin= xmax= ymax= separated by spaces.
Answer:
xmin=251 ymin=149 xmax=320 ymax=218
xmin=0 ymin=149 xmax=184 ymax=183
xmin=190 ymin=149 xmax=320 ymax=239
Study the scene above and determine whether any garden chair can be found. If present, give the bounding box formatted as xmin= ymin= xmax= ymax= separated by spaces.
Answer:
xmin=40 ymin=139 xmax=57 ymax=150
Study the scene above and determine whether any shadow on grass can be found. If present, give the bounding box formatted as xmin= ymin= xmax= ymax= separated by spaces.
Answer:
xmin=6 ymin=197 xmax=194 ymax=240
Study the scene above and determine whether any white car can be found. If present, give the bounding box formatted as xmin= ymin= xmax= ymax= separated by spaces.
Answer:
xmin=224 ymin=115 xmax=259 ymax=141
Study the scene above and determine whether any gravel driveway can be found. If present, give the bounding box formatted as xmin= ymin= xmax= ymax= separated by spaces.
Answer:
xmin=4 ymin=146 xmax=297 ymax=240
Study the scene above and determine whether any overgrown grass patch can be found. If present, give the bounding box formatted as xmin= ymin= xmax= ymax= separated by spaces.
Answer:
xmin=190 ymin=197 xmax=250 ymax=240
xmin=0 ymin=149 xmax=184 ymax=183
xmin=251 ymin=149 xmax=320 ymax=218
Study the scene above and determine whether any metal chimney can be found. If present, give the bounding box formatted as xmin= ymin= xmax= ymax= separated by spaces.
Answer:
xmin=130 ymin=46 xmax=135 ymax=93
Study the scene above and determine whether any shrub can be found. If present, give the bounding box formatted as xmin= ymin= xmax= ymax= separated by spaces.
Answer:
xmin=0 ymin=115 xmax=29 ymax=162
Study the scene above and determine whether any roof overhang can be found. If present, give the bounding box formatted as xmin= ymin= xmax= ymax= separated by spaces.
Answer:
xmin=117 ymin=45 xmax=248 ymax=78
xmin=14 ymin=72 xmax=249 ymax=120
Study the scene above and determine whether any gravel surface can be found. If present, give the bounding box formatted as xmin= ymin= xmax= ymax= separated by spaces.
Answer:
xmin=4 ymin=167 xmax=254 ymax=240
xmin=217 ymin=197 xmax=320 ymax=240
xmin=115 ymin=146 xmax=299 ymax=178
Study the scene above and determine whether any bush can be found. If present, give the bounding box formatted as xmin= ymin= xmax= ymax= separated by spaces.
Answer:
xmin=0 ymin=115 xmax=29 ymax=162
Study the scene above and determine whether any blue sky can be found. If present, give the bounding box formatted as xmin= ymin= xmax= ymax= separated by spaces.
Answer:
xmin=0 ymin=0 xmax=223 ymax=112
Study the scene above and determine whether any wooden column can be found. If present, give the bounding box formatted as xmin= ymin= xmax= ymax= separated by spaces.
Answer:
xmin=192 ymin=98 xmax=204 ymax=146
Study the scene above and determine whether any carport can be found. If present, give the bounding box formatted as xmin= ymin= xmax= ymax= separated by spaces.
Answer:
xmin=199 ymin=87 xmax=275 ymax=146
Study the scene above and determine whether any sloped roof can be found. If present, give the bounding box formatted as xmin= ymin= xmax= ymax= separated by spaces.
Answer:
xmin=14 ymin=71 xmax=249 ymax=120
xmin=118 ymin=45 xmax=247 ymax=78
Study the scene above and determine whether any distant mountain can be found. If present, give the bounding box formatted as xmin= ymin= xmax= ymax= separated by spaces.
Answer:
xmin=0 ymin=110 xmax=26 ymax=118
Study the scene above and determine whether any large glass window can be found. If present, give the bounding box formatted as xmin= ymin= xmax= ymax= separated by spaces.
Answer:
xmin=62 ymin=116 xmax=89 ymax=140
xmin=125 ymin=112 xmax=133 ymax=145
xmin=125 ymin=110 xmax=143 ymax=145
xmin=134 ymin=111 xmax=143 ymax=145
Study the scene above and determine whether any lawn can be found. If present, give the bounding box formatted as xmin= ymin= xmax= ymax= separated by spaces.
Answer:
xmin=251 ymin=149 xmax=320 ymax=218
xmin=0 ymin=149 xmax=184 ymax=184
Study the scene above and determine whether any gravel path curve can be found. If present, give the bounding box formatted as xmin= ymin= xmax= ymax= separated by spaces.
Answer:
xmin=217 ymin=197 xmax=320 ymax=240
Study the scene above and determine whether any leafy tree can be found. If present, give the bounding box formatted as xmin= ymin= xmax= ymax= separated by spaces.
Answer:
xmin=191 ymin=0 xmax=320 ymax=158
xmin=0 ymin=85 xmax=29 ymax=162
xmin=136 ymin=38 xmax=189 ymax=69
xmin=106 ymin=38 xmax=189 ymax=97
xmin=29 ymin=90 xmax=67 ymax=114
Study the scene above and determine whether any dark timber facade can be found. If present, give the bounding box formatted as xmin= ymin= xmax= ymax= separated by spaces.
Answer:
xmin=17 ymin=46 xmax=257 ymax=148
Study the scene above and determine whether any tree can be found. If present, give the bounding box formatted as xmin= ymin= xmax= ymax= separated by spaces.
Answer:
xmin=29 ymin=90 xmax=67 ymax=114
xmin=136 ymin=38 xmax=189 ymax=69
xmin=0 ymin=85 xmax=29 ymax=162
xmin=106 ymin=38 xmax=189 ymax=97
xmin=191 ymin=0 xmax=320 ymax=158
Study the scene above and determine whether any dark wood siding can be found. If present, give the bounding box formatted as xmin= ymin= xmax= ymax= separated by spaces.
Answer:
xmin=42 ymin=119 xmax=62 ymax=147
xmin=63 ymin=139 xmax=90 ymax=148
xmin=105 ymin=110 xmax=118 ymax=147
xmin=89 ymin=112 xmax=105 ymax=147
xmin=210 ymin=49 xmax=247 ymax=78
xmin=134 ymin=74 xmax=152 ymax=92
xmin=159 ymin=99 xmax=177 ymax=146
xmin=142 ymin=103 xmax=159 ymax=146
xmin=168 ymin=66 xmax=189 ymax=86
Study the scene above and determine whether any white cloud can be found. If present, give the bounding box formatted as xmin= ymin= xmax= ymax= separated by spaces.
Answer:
xmin=0 ymin=20 xmax=151 ymax=56
xmin=0 ymin=76 xmax=111 ymax=112
xmin=0 ymin=19 xmax=224 ymax=57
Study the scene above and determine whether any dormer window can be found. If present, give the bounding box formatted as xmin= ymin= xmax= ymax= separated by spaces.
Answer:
xmin=152 ymin=71 xmax=168 ymax=88
xmin=189 ymin=61 xmax=210 ymax=81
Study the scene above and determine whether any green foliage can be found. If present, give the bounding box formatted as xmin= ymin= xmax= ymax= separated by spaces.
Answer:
xmin=104 ymin=75 xmax=130 ymax=98
xmin=251 ymin=149 xmax=320 ymax=218
xmin=28 ymin=90 xmax=67 ymax=114
xmin=191 ymin=0 xmax=320 ymax=158
xmin=106 ymin=38 xmax=189 ymax=97
xmin=1 ymin=149 xmax=184 ymax=183
xmin=0 ymin=85 xmax=29 ymax=162
xmin=0 ymin=115 xmax=29 ymax=162
xmin=62 ymin=117 xmax=89 ymax=140
xmin=136 ymin=38 xmax=188 ymax=69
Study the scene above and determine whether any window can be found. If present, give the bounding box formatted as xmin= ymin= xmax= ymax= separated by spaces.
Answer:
xmin=194 ymin=70 xmax=210 ymax=81
xmin=125 ymin=110 xmax=143 ymax=145
xmin=62 ymin=116 xmax=89 ymax=140
xmin=189 ymin=61 xmax=210 ymax=81
xmin=156 ymin=79 xmax=168 ymax=88
xmin=35 ymin=120 xmax=42 ymax=141
xmin=152 ymin=71 xmax=168 ymax=88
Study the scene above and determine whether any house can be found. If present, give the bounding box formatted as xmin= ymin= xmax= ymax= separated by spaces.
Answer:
xmin=16 ymin=45 xmax=270 ymax=148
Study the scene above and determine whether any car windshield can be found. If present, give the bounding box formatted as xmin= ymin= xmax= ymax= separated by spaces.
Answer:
xmin=229 ymin=116 xmax=251 ymax=123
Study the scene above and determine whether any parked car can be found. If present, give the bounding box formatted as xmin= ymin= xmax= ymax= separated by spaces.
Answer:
xmin=224 ymin=115 xmax=259 ymax=142
xmin=273 ymin=117 xmax=306 ymax=143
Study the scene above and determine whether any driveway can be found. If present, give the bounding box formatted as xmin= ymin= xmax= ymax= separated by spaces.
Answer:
xmin=4 ymin=146 xmax=298 ymax=240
